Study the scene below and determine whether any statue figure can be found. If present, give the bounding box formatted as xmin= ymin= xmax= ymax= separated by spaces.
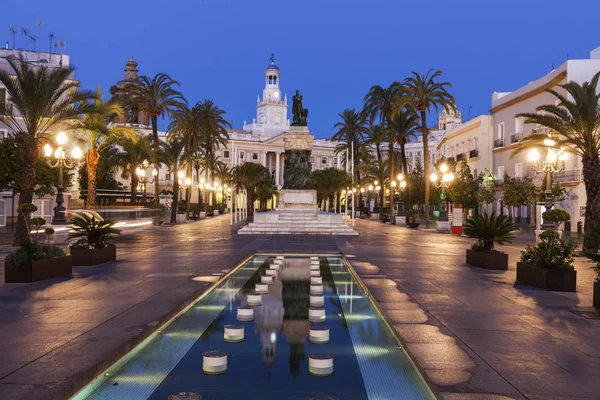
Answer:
xmin=292 ymin=89 xmax=308 ymax=126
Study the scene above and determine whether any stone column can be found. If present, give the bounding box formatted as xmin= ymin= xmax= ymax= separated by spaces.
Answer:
xmin=275 ymin=153 xmax=281 ymax=188
xmin=261 ymin=151 xmax=267 ymax=167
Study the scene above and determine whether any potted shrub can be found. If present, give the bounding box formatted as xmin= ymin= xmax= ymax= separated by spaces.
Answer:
xmin=44 ymin=227 xmax=55 ymax=245
xmin=517 ymin=230 xmax=578 ymax=291
xmin=406 ymin=209 xmax=420 ymax=229
xmin=218 ymin=204 xmax=225 ymax=215
xmin=206 ymin=204 xmax=215 ymax=217
xmin=4 ymin=203 xmax=72 ymax=283
xmin=464 ymin=213 xmax=516 ymax=270
xmin=189 ymin=207 xmax=200 ymax=221
xmin=380 ymin=207 xmax=390 ymax=223
xmin=151 ymin=203 xmax=166 ymax=226
xmin=68 ymin=211 xmax=121 ymax=266
xmin=542 ymin=208 xmax=571 ymax=232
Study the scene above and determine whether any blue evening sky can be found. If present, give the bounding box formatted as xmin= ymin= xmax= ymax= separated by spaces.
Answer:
xmin=2 ymin=0 xmax=600 ymax=138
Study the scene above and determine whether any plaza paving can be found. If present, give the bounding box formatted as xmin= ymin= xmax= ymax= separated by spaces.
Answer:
xmin=0 ymin=216 xmax=598 ymax=399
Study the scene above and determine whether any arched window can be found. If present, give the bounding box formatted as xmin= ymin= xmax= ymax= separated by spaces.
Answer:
xmin=273 ymin=76 xmax=277 ymax=85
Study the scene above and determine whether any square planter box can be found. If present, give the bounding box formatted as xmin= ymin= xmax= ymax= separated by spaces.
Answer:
xmin=516 ymin=262 xmax=577 ymax=292
xmin=5 ymin=255 xmax=72 ymax=283
xmin=466 ymin=249 xmax=508 ymax=270
xmin=594 ymin=281 xmax=600 ymax=309
xmin=71 ymin=245 xmax=116 ymax=266
xmin=176 ymin=213 xmax=186 ymax=223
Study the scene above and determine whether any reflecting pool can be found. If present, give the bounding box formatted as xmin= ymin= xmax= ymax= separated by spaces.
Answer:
xmin=73 ymin=255 xmax=435 ymax=400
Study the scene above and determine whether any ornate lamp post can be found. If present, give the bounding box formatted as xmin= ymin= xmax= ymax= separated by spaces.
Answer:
xmin=135 ymin=159 xmax=158 ymax=207
xmin=528 ymin=138 xmax=568 ymax=229
xmin=430 ymin=163 xmax=454 ymax=222
xmin=390 ymin=173 xmax=407 ymax=216
xmin=43 ymin=131 xmax=82 ymax=224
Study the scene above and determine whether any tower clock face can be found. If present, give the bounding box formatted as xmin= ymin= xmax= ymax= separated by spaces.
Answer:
xmin=273 ymin=92 xmax=279 ymax=98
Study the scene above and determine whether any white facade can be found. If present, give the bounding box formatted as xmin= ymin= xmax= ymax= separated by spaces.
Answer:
xmin=489 ymin=46 xmax=600 ymax=231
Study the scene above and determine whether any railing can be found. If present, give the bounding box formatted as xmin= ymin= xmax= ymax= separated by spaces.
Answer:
xmin=469 ymin=149 xmax=479 ymax=158
xmin=493 ymin=138 xmax=505 ymax=148
xmin=534 ymin=169 xmax=582 ymax=185
xmin=456 ymin=153 xmax=465 ymax=161
xmin=511 ymin=133 xmax=522 ymax=144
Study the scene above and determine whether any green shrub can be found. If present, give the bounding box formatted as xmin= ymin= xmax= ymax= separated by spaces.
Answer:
xmin=584 ymin=222 xmax=600 ymax=282
xmin=68 ymin=211 xmax=121 ymax=249
xmin=5 ymin=241 xmax=66 ymax=268
xmin=520 ymin=230 xmax=577 ymax=270
xmin=543 ymin=209 xmax=571 ymax=230
xmin=206 ymin=204 xmax=214 ymax=217
xmin=218 ymin=204 xmax=225 ymax=215
xmin=44 ymin=227 xmax=55 ymax=245
xmin=463 ymin=213 xmax=516 ymax=252
xmin=29 ymin=217 xmax=46 ymax=240
xmin=17 ymin=203 xmax=37 ymax=215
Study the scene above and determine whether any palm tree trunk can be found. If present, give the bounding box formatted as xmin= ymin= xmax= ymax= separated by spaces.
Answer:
xmin=388 ymin=139 xmax=395 ymax=217
xmin=420 ymin=110 xmax=431 ymax=228
xmin=171 ymin=180 xmax=179 ymax=223
xmin=583 ymin=156 xmax=600 ymax=250
xmin=247 ymin=190 xmax=255 ymax=223
xmin=130 ymin=174 xmax=139 ymax=205
xmin=151 ymin=114 xmax=160 ymax=201
xmin=13 ymin=144 xmax=37 ymax=246
xmin=399 ymin=140 xmax=408 ymax=175
xmin=86 ymin=149 xmax=100 ymax=210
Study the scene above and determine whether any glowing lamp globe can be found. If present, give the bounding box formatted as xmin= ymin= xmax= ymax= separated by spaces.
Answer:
xmin=43 ymin=144 xmax=53 ymax=157
xmin=56 ymin=131 xmax=67 ymax=145
xmin=528 ymin=149 xmax=540 ymax=163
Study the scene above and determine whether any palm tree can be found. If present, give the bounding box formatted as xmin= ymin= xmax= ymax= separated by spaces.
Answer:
xmin=332 ymin=108 xmax=366 ymax=178
xmin=389 ymin=108 xmax=420 ymax=175
xmin=157 ymin=138 xmax=187 ymax=223
xmin=0 ymin=55 xmax=94 ymax=245
xmin=167 ymin=102 xmax=202 ymax=215
xmin=71 ymin=87 xmax=136 ymax=208
xmin=214 ymin=162 xmax=232 ymax=207
xmin=232 ymin=162 xmax=271 ymax=223
xmin=365 ymin=124 xmax=388 ymax=212
xmin=117 ymin=134 xmax=151 ymax=204
xmin=131 ymin=73 xmax=185 ymax=199
xmin=312 ymin=168 xmax=352 ymax=212
xmin=400 ymin=69 xmax=456 ymax=228
xmin=516 ymin=72 xmax=600 ymax=250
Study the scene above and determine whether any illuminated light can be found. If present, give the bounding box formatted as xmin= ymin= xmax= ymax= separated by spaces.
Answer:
xmin=543 ymin=138 xmax=556 ymax=147
xmin=375 ymin=185 xmax=381 ymax=191
xmin=260 ymin=275 xmax=273 ymax=284
xmin=178 ymin=171 xmax=184 ymax=179
xmin=528 ymin=149 xmax=540 ymax=162
xmin=192 ymin=276 xmax=219 ymax=283
xmin=308 ymin=306 xmax=326 ymax=322
xmin=338 ymin=294 xmax=363 ymax=300
xmin=344 ymin=314 xmax=374 ymax=321
xmin=265 ymin=269 xmax=277 ymax=277
xmin=142 ymin=159 xmax=149 ymax=168
xmin=56 ymin=131 xmax=67 ymax=145
xmin=200 ymin=177 xmax=205 ymax=184
xmin=194 ymin=305 xmax=224 ymax=310
xmin=353 ymin=344 xmax=392 ymax=357
xmin=54 ymin=147 xmax=64 ymax=159
xmin=439 ymin=163 xmax=448 ymax=173
xmin=397 ymin=173 xmax=404 ymax=181
xmin=360 ymin=188 xmax=365 ymax=193
xmin=559 ymin=152 xmax=568 ymax=161
xmin=311 ymin=276 xmax=322 ymax=285
xmin=43 ymin=144 xmax=53 ymax=157
xmin=269 ymin=264 xmax=280 ymax=270
xmin=310 ymin=294 xmax=324 ymax=306
xmin=152 ymin=168 xmax=158 ymax=177
xmin=374 ymin=180 xmax=378 ymax=185
xmin=255 ymin=283 xmax=268 ymax=293
xmin=162 ymin=331 xmax=203 ymax=339
xmin=368 ymin=185 xmax=373 ymax=191
xmin=547 ymin=149 xmax=557 ymax=163
xmin=205 ymin=183 xmax=211 ymax=189
xmin=400 ymin=180 xmax=407 ymax=188
xmin=227 ymin=187 xmax=232 ymax=193
xmin=247 ymin=293 xmax=262 ymax=305
xmin=224 ymin=325 xmax=244 ymax=343
xmin=112 ymin=220 xmax=153 ymax=228
xmin=185 ymin=178 xmax=192 ymax=186
xmin=310 ymin=270 xmax=321 ymax=277
xmin=308 ymin=353 xmax=333 ymax=376
xmin=237 ymin=306 xmax=254 ymax=321
xmin=309 ymin=326 xmax=330 ymax=344
xmin=310 ymin=263 xmax=320 ymax=271
xmin=342 ymin=189 xmax=347 ymax=194
xmin=430 ymin=173 xmax=438 ymax=182
xmin=352 ymin=188 xmax=357 ymax=193
xmin=202 ymin=350 xmax=227 ymax=375
xmin=270 ymin=332 xmax=276 ymax=344
xmin=135 ymin=167 xmax=142 ymax=176
xmin=391 ymin=180 xmax=397 ymax=187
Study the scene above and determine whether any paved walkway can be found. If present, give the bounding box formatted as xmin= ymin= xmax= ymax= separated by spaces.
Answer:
xmin=0 ymin=216 xmax=598 ymax=399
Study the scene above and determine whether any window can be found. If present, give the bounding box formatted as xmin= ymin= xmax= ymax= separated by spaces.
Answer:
xmin=223 ymin=150 xmax=230 ymax=159
xmin=497 ymin=123 xmax=505 ymax=139
xmin=252 ymin=152 xmax=259 ymax=160
xmin=239 ymin=151 xmax=245 ymax=160
xmin=515 ymin=163 xmax=523 ymax=178
xmin=515 ymin=117 xmax=523 ymax=134
xmin=311 ymin=156 xmax=315 ymax=164
xmin=321 ymin=157 xmax=328 ymax=165
xmin=498 ymin=166 xmax=505 ymax=182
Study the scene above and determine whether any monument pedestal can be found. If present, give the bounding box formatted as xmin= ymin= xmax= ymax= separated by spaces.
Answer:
xmin=278 ymin=189 xmax=318 ymax=210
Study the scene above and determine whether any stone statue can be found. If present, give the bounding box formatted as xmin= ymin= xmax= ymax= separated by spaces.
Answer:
xmin=292 ymin=89 xmax=308 ymax=126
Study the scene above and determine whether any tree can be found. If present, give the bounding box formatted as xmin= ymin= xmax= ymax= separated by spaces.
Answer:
xmin=399 ymin=69 xmax=456 ymax=228
xmin=78 ymin=147 xmax=124 ymax=199
xmin=130 ymin=73 xmax=185 ymax=199
xmin=233 ymin=162 xmax=271 ymax=223
xmin=447 ymin=161 xmax=479 ymax=213
xmin=389 ymin=108 xmax=419 ymax=176
xmin=516 ymin=72 xmax=600 ymax=249
xmin=312 ymin=168 xmax=352 ymax=212
xmin=0 ymin=55 xmax=94 ymax=245
xmin=332 ymin=108 xmax=366 ymax=175
xmin=157 ymin=138 xmax=187 ymax=223
xmin=116 ymin=134 xmax=151 ymax=204
xmin=365 ymin=124 xmax=388 ymax=209
xmin=476 ymin=169 xmax=496 ymax=212
xmin=71 ymin=87 xmax=136 ymax=208
xmin=501 ymin=174 xmax=536 ymax=221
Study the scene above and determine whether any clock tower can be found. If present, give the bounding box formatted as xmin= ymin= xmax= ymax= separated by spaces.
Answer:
xmin=245 ymin=54 xmax=289 ymax=136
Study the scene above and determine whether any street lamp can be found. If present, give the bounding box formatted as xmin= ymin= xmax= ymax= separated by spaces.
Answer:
xmin=430 ymin=163 xmax=454 ymax=221
xmin=528 ymin=138 xmax=568 ymax=229
xmin=135 ymin=159 xmax=158 ymax=206
xmin=390 ymin=174 xmax=408 ymax=216
xmin=43 ymin=131 xmax=81 ymax=224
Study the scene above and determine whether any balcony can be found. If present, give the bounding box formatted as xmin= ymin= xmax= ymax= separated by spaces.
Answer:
xmin=534 ymin=169 xmax=582 ymax=185
xmin=511 ymin=132 xmax=522 ymax=144
xmin=469 ymin=149 xmax=479 ymax=158
xmin=493 ymin=138 xmax=505 ymax=148
xmin=456 ymin=153 xmax=465 ymax=161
